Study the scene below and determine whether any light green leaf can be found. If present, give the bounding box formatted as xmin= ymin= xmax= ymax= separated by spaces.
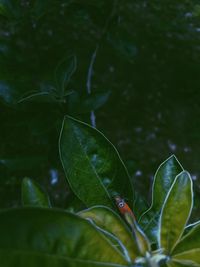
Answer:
xmin=79 ymin=206 xmax=139 ymax=261
xmin=0 ymin=208 xmax=129 ymax=267
xmin=124 ymin=212 xmax=150 ymax=255
xmin=59 ymin=116 xmax=134 ymax=210
xmin=139 ymin=155 xmax=183 ymax=242
xmin=159 ymin=171 xmax=193 ymax=254
xmin=172 ymin=250 xmax=200 ymax=267
xmin=172 ymin=221 xmax=200 ymax=259
xmin=21 ymin=178 xmax=51 ymax=207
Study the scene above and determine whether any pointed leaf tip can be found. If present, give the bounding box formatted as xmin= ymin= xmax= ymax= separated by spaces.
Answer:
xmin=21 ymin=178 xmax=51 ymax=208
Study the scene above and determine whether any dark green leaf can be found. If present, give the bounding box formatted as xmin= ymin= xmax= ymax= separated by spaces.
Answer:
xmin=21 ymin=178 xmax=51 ymax=207
xmin=68 ymin=91 xmax=111 ymax=114
xmin=0 ymin=208 xmax=129 ymax=267
xmin=0 ymin=0 xmax=22 ymax=19
xmin=167 ymin=261 xmax=193 ymax=267
xmin=55 ymin=55 xmax=77 ymax=95
xmin=159 ymin=171 xmax=193 ymax=254
xmin=0 ymin=157 xmax=47 ymax=171
xmin=59 ymin=116 xmax=134 ymax=209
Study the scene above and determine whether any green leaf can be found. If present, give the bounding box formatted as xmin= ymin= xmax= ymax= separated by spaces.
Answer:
xmin=159 ymin=171 xmax=193 ymax=254
xmin=184 ymin=220 xmax=200 ymax=234
xmin=21 ymin=178 xmax=51 ymax=208
xmin=68 ymin=91 xmax=111 ymax=114
xmin=0 ymin=208 xmax=128 ymax=267
xmin=123 ymin=212 xmax=151 ymax=255
xmin=151 ymin=155 xmax=184 ymax=211
xmin=139 ymin=155 xmax=183 ymax=242
xmin=172 ymin=250 xmax=200 ymax=267
xmin=55 ymin=55 xmax=77 ymax=95
xmin=59 ymin=116 xmax=134 ymax=210
xmin=78 ymin=206 xmax=139 ymax=261
xmin=167 ymin=261 xmax=194 ymax=267
xmin=172 ymin=220 xmax=200 ymax=266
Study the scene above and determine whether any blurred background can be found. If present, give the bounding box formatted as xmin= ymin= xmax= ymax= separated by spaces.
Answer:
xmin=1 ymin=0 xmax=200 ymax=219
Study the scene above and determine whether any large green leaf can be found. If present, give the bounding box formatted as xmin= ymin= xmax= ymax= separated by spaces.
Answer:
xmin=139 ymin=155 xmax=183 ymax=242
xmin=159 ymin=171 xmax=193 ymax=254
xmin=21 ymin=178 xmax=51 ymax=207
xmin=0 ymin=208 xmax=129 ymax=267
xmin=59 ymin=116 xmax=134 ymax=209
xmin=79 ymin=206 xmax=139 ymax=261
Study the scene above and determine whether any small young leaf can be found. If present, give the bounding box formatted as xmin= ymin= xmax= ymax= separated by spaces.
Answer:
xmin=79 ymin=206 xmax=139 ymax=261
xmin=59 ymin=116 xmax=134 ymax=210
xmin=0 ymin=208 xmax=128 ymax=267
xmin=21 ymin=178 xmax=51 ymax=207
xmin=159 ymin=171 xmax=193 ymax=254
xmin=124 ymin=212 xmax=151 ymax=256
xmin=55 ymin=55 xmax=77 ymax=94
xmin=68 ymin=91 xmax=111 ymax=114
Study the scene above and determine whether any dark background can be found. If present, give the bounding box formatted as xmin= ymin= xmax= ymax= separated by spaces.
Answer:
xmin=1 ymin=0 xmax=200 ymax=218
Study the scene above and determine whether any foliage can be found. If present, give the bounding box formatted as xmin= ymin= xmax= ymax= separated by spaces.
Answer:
xmin=0 ymin=115 xmax=200 ymax=267
xmin=1 ymin=1 xmax=200 ymax=265
xmin=1 ymin=0 xmax=200 ymax=214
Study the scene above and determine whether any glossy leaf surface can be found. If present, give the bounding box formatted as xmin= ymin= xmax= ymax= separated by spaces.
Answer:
xmin=79 ymin=206 xmax=139 ymax=261
xmin=59 ymin=116 xmax=134 ymax=209
xmin=152 ymin=155 xmax=183 ymax=211
xmin=21 ymin=177 xmax=51 ymax=207
xmin=0 ymin=208 xmax=128 ymax=267
xmin=140 ymin=156 xmax=183 ymax=242
xmin=159 ymin=171 xmax=193 ymax=254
